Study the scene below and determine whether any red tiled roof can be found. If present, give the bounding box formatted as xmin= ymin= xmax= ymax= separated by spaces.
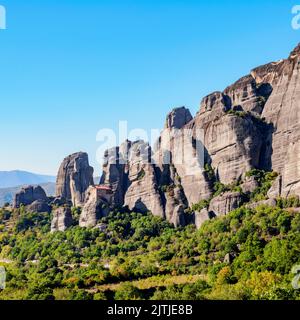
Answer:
xmin=95 ymin=185 xmax=112 ymax=191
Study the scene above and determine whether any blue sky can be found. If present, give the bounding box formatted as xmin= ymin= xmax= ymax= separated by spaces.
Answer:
xmin=0 ymin=0 xmax=299 ymax=176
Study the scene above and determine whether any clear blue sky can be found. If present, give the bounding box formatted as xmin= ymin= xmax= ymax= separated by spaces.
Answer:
xmin=0 ymin=0 xmax=299 ymax=176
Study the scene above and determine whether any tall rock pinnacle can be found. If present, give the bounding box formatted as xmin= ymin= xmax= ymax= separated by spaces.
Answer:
xmin=56 ymin=152 xmax=94 ymax=207
xmin=165 ymin=107 xmax=193 ymax=129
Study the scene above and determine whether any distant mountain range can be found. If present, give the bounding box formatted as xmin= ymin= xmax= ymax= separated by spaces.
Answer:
xmin=0 ymin=170 xmax=56 ymax=206
xmin=0 ymin=182 xmax=56 ymax=207
xmin=0 ymin=170 xmax=56 ymax=189
xmin=0 ymin=170 xmax=101 ymax=206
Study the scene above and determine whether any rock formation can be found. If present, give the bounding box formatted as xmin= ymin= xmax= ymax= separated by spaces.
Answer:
xmin=165 ymin=107 xmax=193 ymax=129
xmin=164 ymin=186 xmax=187 ymax=227
xmin=54 ymin=43 xmax=300 ymax=230
xmin=13 ymin=186 xmax=48 ymax=208
xmin=51 ymin=207 xmax=73 ymax=232
xmin=246 ymin=198 xmax=277 ymax=210
xmin=241 ymin=176 xmax=259 ymax=195
xmin=209 ymin=192 xmax=244 ymax=217
xmin=255 ymin=44 xmax=300 ymax=197
xmin=194 ymin=208 xmax=215 ymax=230
xmin=27 ymin=200 xmax=51 ymax=213
xmin=154 ymin=125 xmax=212 ymax=206
xmin=100 ymin=140 xmax=131 ymax=207
xmin=98 ymin=137 xmax=191 ymax=227
xmin=124 ymin=141 xmax=165 ymax=218
xmin=79 ymin=186 xmax=111 ymax=228
xmin=56 ymin=152 xmax=94 ymax=207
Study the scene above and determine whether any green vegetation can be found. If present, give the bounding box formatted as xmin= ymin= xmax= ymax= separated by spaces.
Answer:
xmin=1 ymin=201 xmax=300 ymax=300
xmin=137 ymin=169 xmax=146 ymax=181
xmin=160 ymin=184 xmax=175 ymax=195
xmin=276 ymin=196 xmax=300 ymax=209
xmin=226 ymin=109 xmax=267 ymax=125
xmin=204 ymin=163 xmax=215 ymax=182
xmin=190 ymin=200 xmax=210 ymax=213
xmin=213 ymin=182 xmax=229 ymax=197
xmin=226 ymin=109 xmax=247 ymax=117
xmin=186 ymin=169 xmax=278 ymax=215
xmin=246 ymin=169 xmax=278 ymax=201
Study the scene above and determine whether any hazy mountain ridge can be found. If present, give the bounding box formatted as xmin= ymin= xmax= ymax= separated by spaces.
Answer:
xmin=0 ymin=170 xmax=56 ymax=188
xmin=0 ymin=182 xmax=56 ymax=206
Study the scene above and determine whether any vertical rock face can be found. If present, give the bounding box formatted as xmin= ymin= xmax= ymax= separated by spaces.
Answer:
xmin=27 ymin=200 xmax=51 ymax=213
xmin=124 ymin=141 xmax=165 ymax=218
xmin=253 ymin=44 xmax=300 ymax=197
xmin=99 ymin=137 xmax=190 ymax=226
xmin=13 ymin=186 xmax=48 ymax=208
xmin=209 ymin=192 xmax=244 ymax=217
xmin=165 ymin=107 xmax=193 ymax=129
xmin=82 ymin=43 xmax=300 ymax=229
xmin=195 ymin=208 xmax=214 ymax=230
xmin=100 ymin=140 xmax=131 ymax=207
xmin=79 ymin=186 xmax=111 ymax=228
xmin=223 ymin=75 xmax=272 ymax=115
xmin=51 ymin=207 xmax=73 ymax=232
xmin=164 ymin=186 xmax=187 ymax=227
xmin=154 ymin=107 xmax=213 ymax=207
xmin=199 ymin=91 xmax=231 ymax=116
xmin=204 ymin=114 xmax=263 ymax=184
xmin=56 ymin=152 xmax=94 ymax=207
xmin=190 ymin=79 xmax=268 ymax=186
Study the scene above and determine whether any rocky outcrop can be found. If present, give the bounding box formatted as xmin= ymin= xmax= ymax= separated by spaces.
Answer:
xmin=100 ymin=141 xmax=131 ymax=207
xmin=79 ymin=186 xmax=110 ymax=228
xmin=13 ymin=186 xmax=47 ymax=208
xmin=154 ymin=107 xmax=213 ymax=206
xmin=56 ymin=152 xmax=94 ymax=207
xmin=209 ymin=192 xmax=243 ymax=216
xmin=124 ymin=141 xmax=165 ymax=218
xmin=165 ymin=107 xmax=193 ymax=129
xmin=50 ymin=197 xmax=72 ymax=207
xmin=51 ymin=207 xmax=73 ymax=232
xmin=194 ymin=208 xmax=215 ymax=229
xmin=252 ymin=44 xmax=300 ymax=197
xmin=56 ymin=43 xmax=300 ymax=230
xmin=203 ymin=114 xmax=263 ymax=184
xmin=246 ymin=198 xmax=277 ymax=210
xmin=27 ymin=200 xmax=51 ymax=213
xmin=99 ymin=138 xmax=190 ymax=226
xmin=224 ymin=75 xmax=272 ymax=115
xmin=267 ymin=176 xmax=282 ymax=199
xmin=164 ymin=186 xmax=187 ymax=227
xmin=241 ymin=176 xmax=259 ymax=195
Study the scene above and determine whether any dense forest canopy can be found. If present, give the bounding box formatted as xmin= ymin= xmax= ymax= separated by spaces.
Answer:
xmin=1 ymin=200 xmax=300 ymax=300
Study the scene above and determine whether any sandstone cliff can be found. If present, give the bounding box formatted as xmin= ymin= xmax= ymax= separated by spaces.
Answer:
xmin=51 ymin=207 xmax=73 ymax=232
xmin=13 ymin=185 xmax=48 ymax=208
xmin=96 ymin=44 xmax=300 ymax=228
xmin=56 ymin=152 xmax=94 ymax=207
xmin=255 ymin=44 xmax=300 ymax=197
xmin=52 ymin=43 xmax=300 ymax=230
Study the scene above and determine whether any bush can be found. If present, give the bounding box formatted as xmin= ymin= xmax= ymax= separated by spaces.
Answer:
xmin=114 ymin=283 xmax=144 ymax=300
xmin=246 ymin=170 xmax=278 ymax=201
xmin=152 ymin=280 xmax=210 ymax=300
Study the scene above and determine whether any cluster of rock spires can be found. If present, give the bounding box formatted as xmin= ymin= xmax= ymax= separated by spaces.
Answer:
xmin=12 ymin=44 xmax=300 ymax=231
